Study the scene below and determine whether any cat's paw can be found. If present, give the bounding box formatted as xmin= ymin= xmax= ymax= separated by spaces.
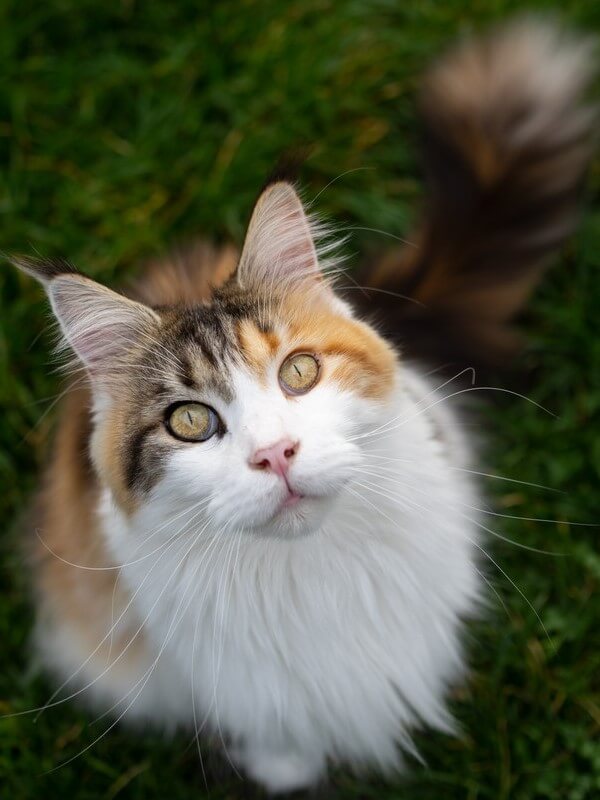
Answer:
xmin=236 ymin=746 xmax=324 ymax=794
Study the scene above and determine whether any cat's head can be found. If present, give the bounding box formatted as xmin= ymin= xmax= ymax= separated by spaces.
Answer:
xmin=17 ymin=182 xmax=397 ymax=538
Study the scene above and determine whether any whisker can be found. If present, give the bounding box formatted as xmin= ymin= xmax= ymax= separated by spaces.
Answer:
xmin=474 ymin=566 xmax=513 ymax=622
xmin=469 ymin=537 xmax=555 ymax=650
xmin=360 ymin=454 xmax=562 ymax=493
xmin=25 ymin=500 xmax=215 ymax=721
xmin=336 ymin=225 xmax=417 ymax=247
xmin=349 ymin=470 xmax=567 ymax=555
xmin=341 ymin=283 xmax=426 ymax=308
xmin=349 ymin=367 xmax=476 ymax=442
xmin=347 ymin=479 xmax=555 ymax=646
xmin=308 ymin=167 xmax=375 ymax=205
xmin=208 ymin=528 xmax=244 ymax=779
xmin=46 ymin=519 xmax=230 ymax=772
xmin=93 ymin=521 xmax=229 ymax=725
xmin=33 ymin=495 xmax=213 ymax=573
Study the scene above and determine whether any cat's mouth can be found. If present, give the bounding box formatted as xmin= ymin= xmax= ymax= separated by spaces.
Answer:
xmin=270 ymin=487 xmax=320 ymax=533
xmin=257 ymin=471 xmax=337 ymax=532
xmin=282 ymin=489 xmax=303 ymax=509
xmin=278 ymin=473 xmax=306 ymax=510
xmin=274 ymin=476 xmax=311 ymax=518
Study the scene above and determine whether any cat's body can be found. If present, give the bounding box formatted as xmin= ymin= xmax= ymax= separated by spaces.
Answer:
xmin=16 ymin=21 xmax=595 ymax=794
xmin=31 ymin=244 xmax=479 ymax=791
xmin=32 ymin=277 xmax=478 ymax=790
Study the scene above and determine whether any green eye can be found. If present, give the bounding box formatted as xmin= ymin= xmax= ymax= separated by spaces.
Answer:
xmin=279 ymin=353 xmax=320 ymax=395
xmin=166 ymin=403 xmax=219 ymax=442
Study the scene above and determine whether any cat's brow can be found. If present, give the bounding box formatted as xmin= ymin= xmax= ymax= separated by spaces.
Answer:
xmin=178 ymin=352 xmax=197 ymax=389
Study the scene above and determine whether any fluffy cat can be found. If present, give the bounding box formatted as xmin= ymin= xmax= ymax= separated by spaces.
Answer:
xmin=13 ymin=20 xmax=595 ymax=794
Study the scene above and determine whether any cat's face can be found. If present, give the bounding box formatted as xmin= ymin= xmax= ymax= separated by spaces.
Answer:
xmin=21 ymin=182 xmax=397 ymax=538
xmin=97 ymin=285 xmax=395 ymax=538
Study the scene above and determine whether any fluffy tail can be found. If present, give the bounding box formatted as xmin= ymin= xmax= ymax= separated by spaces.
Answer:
xmin=357 ymin=20 xmax=596 ymax=374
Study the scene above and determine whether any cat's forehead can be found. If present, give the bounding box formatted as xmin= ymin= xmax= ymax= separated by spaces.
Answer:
xmin=126 ymin=283 xmax=396 ymax=407
xmin=152 ymin=290 xmax=282 ymax=400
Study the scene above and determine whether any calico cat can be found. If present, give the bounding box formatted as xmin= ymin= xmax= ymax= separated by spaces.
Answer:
xmin=12 ymin=20 xmax=595 ymax=794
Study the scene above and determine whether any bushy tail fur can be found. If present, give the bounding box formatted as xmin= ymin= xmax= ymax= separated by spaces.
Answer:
xmin=358 ymin=20 xmax=597 ymax=374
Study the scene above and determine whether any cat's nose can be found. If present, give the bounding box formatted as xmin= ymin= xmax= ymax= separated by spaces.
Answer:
xmin=249 ymin=439 xmax=299 ymax=477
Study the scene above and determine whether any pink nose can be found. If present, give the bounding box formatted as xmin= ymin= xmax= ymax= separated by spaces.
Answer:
xmin=250 ymin=439 xmax=299 ymax=477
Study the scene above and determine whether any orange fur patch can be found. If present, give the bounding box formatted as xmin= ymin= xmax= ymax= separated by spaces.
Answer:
xmin=94 ymin=405 xmax=138 ymax=514
xmin=31 ymin=384 xmax=150 ymax=673
xmin=237 ymin=319 xmax=281 ymax=381
xmin=282 ymin=294 xmax=397 ymax=400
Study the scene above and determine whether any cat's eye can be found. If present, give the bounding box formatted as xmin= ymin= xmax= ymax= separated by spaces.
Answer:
xmin=166 ymin=403 xmax=220 ymax=442
xmin=279 ymin=353 xmax=320 ymax=395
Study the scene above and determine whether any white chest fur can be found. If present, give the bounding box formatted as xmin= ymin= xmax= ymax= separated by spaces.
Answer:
xmin=100 ymin=367 xmax=481 ymax=791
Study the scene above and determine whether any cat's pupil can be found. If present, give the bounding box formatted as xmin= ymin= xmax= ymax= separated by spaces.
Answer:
xmin=294 ymin=365 xmax=302 ymax=377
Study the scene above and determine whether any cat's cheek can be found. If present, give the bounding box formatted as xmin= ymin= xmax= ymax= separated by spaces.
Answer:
xmin=309 ymin=382 xmax=394 ymax=436
xmin=155 ymin=443 xmax=230 ymax=503
xmin=154 ymin=444 xmax=280 ymax=530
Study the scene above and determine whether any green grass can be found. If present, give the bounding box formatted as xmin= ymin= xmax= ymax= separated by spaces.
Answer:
xmin=1 ymin=1 xmax=599 ymax=798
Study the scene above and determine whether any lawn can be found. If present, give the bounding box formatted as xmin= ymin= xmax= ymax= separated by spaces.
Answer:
xmin=0 ymin=1 xmax=599 ymax=798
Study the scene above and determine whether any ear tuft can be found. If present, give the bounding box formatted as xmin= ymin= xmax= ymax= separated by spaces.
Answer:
xmin=10 ymin=254 xmax=79 ymax=283
xmin=258 ymin=151 xmax=308 ymax=195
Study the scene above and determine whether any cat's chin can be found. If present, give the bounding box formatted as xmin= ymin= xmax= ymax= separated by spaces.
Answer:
xmin=254 ymin=495 xmax=331 ymax=540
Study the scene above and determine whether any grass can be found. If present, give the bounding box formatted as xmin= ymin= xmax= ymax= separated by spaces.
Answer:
xmin=0 ymin=1 xmax=599 ymax=798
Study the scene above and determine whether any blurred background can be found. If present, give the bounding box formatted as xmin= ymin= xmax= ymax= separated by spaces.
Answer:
xmin=0 ymin=1 xmax=599 ymax=798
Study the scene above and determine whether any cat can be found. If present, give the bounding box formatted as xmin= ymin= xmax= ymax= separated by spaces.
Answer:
xmin=12 ymin=20 xmax=595 ymax=794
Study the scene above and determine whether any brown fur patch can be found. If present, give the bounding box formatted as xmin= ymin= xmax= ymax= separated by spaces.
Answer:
xmin=357 ymin=21 xmax=595 ymax=376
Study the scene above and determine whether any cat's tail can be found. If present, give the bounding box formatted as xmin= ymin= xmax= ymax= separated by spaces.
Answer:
xmin=357 ymin=20 xmax=596 ymax=374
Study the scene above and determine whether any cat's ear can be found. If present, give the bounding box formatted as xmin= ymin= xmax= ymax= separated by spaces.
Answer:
xmin=236 ymin=182 xmax=330 ymax=292
xmin=13 ymin=257 xmax=160 ymax=377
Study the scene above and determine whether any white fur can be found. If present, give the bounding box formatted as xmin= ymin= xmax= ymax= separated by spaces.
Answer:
xmin=34 ymin=182 xmax=482 ymax=793
xmin=43 ymin=356 xmax=481 ymax=793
